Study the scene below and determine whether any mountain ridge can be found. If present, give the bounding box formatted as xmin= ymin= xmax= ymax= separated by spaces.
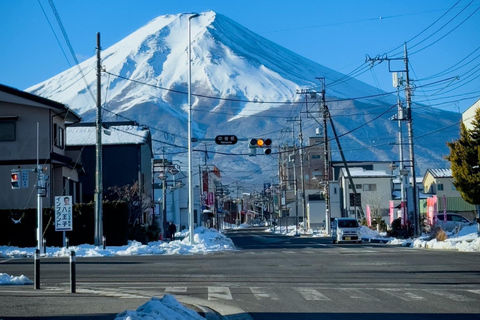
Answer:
xmin=27 ymin=10 xmax=459 ymax=187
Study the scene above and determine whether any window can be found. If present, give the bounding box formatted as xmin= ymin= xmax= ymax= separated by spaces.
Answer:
xmin=356 ymin=184 xmax=362 ymax=190
xmin=311 ymin=154 xmax=321 ymax=159
xmin=451 ymin=183 xmax=456 ymax=191
xmin=334 ymin=187 xmax=337 ymax=195
xmin=363 ymin=184 xmax=377 ymax=191
xmin=0 ymin=118 xmax=16 ymax=141
xmin=437 ymin=184 xmax=444 ymax=191
xmin=54 ymin=124 xmax=64 ymax=149
xmin=349 ymin=193 xmax=361 ymax=207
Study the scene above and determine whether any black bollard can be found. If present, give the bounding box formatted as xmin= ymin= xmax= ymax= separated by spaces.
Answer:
xmin=102 ymin=236 xmax=106 ymax=250
xmin=65 ymin=237 xmax=69 ymax=249
xmin=43 ymin=238 xmax=47 ymax=254
xmin=34 ymin=249 xmax=40 ymax=289
xmin=70 ymin=250 xmax=76 ymax=293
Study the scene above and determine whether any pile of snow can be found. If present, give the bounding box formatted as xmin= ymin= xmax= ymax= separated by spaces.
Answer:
xmin=115 ymin=295 xmax=203 ymax=320
xmin=0 ymin=227 xmax=235 ymax=259
xmin=0 ymin=273 xmax=32 ymax=285
xmin=412 ymin=225 xmax=480 ymax=252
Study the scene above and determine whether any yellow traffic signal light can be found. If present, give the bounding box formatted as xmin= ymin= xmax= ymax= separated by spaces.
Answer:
xmin=249 ymin=138 xmax=272 ymax=155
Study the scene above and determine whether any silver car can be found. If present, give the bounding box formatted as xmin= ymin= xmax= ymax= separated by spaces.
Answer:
xmin=434 ymin=213 xmax=472 ymax=232
xmin=332 ymin=218 xmax=362 ymax=244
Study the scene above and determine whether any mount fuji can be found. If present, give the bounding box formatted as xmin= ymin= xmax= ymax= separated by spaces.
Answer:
xmin=27 ymin=11 xmax=459 ymax=188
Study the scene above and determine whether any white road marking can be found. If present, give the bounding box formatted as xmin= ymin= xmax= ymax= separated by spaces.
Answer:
xmin=208 ymin=286 xmax=233 ymax=300
xmin=295 ymin=287 xmax=331 ymax=301
xmin=165 ymin=287 xmax=187 ymax=293
xmin=339 ymin=288 xmax=380 ymax=301
xmin=426 ymin=290 xmax=475 ymax=302
xmin=250 ymin=287 xmax=280 ymax=300
xmin=379 ymin=288 xmax=425 ymax=301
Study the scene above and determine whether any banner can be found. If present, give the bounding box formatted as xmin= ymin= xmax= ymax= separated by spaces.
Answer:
xmin=426 ymin=195 xmax=438 ymax=226
xmin=55 ymin=196 xmax=73 ymax=231
xmin=389 ymin=201 xmax=394 ymax=224
xmin=366 ymin=205 xmax=371 ymax=227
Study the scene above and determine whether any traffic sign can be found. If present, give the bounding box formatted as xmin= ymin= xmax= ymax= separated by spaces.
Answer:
xmin=215 ymin=135 xmax=238 ymax=145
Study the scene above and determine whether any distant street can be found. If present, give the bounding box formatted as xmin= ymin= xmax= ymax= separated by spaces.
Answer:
xmin=1 ymin=227 xmax=480 ymax=319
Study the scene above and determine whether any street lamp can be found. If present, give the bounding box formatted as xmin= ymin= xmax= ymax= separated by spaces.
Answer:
xmin=188 ymin=13 xmax=200 ymax=245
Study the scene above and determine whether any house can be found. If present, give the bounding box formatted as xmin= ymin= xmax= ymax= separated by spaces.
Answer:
xmin=0 ymin=84 xmax=82 ymax=209
xmin=422 ymin=168 xmax=476 ymax=219
xmin=65 ymin=121 xmax=153 ymax=221
xmin=462 ymin=97 xmax=479 ymax=131
xmin=338 ymin=167 xmax=394 ymax=219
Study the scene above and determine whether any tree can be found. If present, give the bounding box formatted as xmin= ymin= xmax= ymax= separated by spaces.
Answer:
xmin=446 ymin=107 xmax=480 ymax=206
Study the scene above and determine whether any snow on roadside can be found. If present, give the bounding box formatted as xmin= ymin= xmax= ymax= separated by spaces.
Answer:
xmin=412 ymin=225 xmax=480 ymax=252
xmin=0 ymin=227 xmax=235 ymax=259
xmin=0 ymin=273 xmax=32 ymax=285
xmin=115 ymin=295 xmax=204 ymax=320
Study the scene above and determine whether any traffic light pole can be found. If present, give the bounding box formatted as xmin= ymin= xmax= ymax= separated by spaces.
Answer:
xmin=36 ymin=123 xmax=43 ymax=253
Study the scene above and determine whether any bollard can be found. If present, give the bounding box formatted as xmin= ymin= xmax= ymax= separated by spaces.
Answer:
xmin=70 ymin=250 xmax=76 ymax=293
xmin=43 ymin=238 xmax=47 ymax=254
xmin=102 ymin=236 xmax=106 ymax=250
xmin=34 ymin=249 xmax=40 ymax=289
xmin=65 ymin=237 xmax=69 ymax=249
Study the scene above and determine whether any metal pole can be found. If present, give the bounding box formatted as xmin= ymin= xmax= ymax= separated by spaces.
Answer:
xmin=94 ymin=32 xmax=103 ymax=246
xmin=404 ymin=43 xmax=419 ymax=236
xmin=70 ymin=251 xmax=76 ymax=293
xmin=321 ymin=82 xmax=331 ymax=235
xmin=34 ymin=249 xmax=40 ymax=289
xmin=36 ymin=123 xmax=43 ymax=253
xmin=188 ymin=14 xmax=199 ymax=244
xmin=299 ymin=117 xmax=307 ymax=231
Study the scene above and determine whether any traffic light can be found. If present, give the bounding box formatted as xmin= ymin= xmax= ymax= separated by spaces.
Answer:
xmin=11 ymin=170 xmax=20 ymax=189
xmin=249 ymin=138 xmax=272 ymax=155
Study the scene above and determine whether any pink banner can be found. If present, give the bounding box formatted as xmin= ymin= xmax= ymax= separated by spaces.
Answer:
xmin=389 ymin=201 xmax=394 ymax=224
xmin=426 ymin=196 xmax=438 ymax=226
xmin=366 ymin=205 xmax=371 ymax=227
xmin=443 ymin=194 xmax=447 ymax=223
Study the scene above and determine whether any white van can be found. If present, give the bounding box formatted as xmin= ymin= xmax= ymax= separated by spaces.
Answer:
xmin=332 ymin=218 xmax=362 ymax=244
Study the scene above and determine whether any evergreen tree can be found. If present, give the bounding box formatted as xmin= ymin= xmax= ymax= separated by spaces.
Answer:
xmin=446 ymin=107 xmax=480 ymax=205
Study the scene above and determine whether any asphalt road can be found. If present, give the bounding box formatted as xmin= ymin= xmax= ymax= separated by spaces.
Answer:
xmin=1 ymin=227 xmax=480 ymax=320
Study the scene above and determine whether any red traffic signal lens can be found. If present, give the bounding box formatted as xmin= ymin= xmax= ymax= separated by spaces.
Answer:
xmin=11 ymin=173 xmax=19 ymax=181
xmin=264 ymin=139 xmax=272 ymax=146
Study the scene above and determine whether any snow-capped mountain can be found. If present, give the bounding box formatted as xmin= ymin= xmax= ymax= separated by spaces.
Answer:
xmin=28 ymin=11 xmax=459 ymax=187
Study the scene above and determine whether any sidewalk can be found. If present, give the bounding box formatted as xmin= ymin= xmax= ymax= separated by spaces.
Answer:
xmin=0 ymin=284 xmax=249 ymax=320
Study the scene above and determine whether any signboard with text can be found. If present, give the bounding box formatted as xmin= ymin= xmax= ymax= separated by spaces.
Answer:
xmin=55 ymin=196 xmax=73 ymax=231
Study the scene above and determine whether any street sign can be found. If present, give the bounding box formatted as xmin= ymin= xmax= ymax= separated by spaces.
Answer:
xmin=215 ymin=135 xmax=238 ymax=145
xmin=55 ymin=196 xmax=73 ymax=232
xmin=21 ymin=170 xmax=29 ymax=188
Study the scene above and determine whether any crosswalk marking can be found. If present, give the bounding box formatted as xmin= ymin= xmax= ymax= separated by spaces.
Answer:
xmin=165 ymin=287 xmax=187 ymax=293
xmin=467 ymin=289 xmax=480 ymax=295
xmin=339 ymin=288 xmax=380 ymax=301
xmin=208 ymin=286 xmax=233 ymax=300
xmin=282 ymin=251 xmax=296 ymax=254
xmin=379 ymin=288 xmax=425 ymax=301
xmin=250 ymin=287 xmax=280 ymax=300
xmin=295 ymin=287 xmax=331 ymax=301
xmin=426 ymin=290 xmax=475 ymax=302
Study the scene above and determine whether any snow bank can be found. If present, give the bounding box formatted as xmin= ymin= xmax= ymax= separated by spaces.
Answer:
xmin=0 ymin=227 xmax=235 ymax=259
xmin=115 ymin=295 xmax=204 ymax=320
xmin=413 ymin=225 xmax=480 ymax=252
xmin=0 ymin=273 xmax=32 ymax=285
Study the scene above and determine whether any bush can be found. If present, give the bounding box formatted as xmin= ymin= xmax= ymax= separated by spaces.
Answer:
xmin=387 ymin=218 xmax=414 ymax=239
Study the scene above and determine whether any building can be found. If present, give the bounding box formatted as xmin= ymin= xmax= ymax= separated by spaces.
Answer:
xmin=0 ymin=84 xmax=82 ymax=209
xmin=338 ymin=167 xmax=394 ymax=219
xmin=462 ymin=98 xmax=479 ymax=131
xmin=422 ymin=168 xmax=476 ymax=219
xmin=66 ymin=121 xmax=153 ymax=216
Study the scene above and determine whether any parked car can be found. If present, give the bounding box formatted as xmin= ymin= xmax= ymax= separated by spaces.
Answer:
xmin=332 ymin=218 xmax=362 ymax=244
xmin=434 ymin=213 xmax=472 ymax=232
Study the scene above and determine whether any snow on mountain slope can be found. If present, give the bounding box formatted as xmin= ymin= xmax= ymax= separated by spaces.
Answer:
xmin=27 ymin=11 xmax=459 ymax=185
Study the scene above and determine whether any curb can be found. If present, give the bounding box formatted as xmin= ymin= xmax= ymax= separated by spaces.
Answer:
xmin=176 ymin=296 xmax=253 ymax=320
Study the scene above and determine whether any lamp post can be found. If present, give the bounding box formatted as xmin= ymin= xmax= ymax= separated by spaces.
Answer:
xmin=188 ymin=13 xmax=200 ymax=244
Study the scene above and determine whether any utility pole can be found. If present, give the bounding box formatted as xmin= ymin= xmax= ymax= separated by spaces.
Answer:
xmin=366 ymin=44 xmax=418 ymax=234
xmin=316 ymin=77 xmax=331 ymax=234
xmin=403 ymin=43 xmax=419 ymax=236
xmin=94 ymin=32 xmax=103 ymax=246
xmin=286 ymin=118 xmax=301 ymax=233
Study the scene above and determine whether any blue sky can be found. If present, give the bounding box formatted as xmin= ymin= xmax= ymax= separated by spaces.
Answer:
xmin=0 ymin=0 xmax=479 ymax=113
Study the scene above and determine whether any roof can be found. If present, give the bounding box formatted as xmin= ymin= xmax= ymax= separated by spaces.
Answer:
xmin=426 ymin=168 xmax=452 ymax=178
xmin=339 ymin=167 xmax=393 ymax=178
xmin=0 ymin=83 xmax=81 ymax=123
xmin=66 ymin=122 xmax=151 ymax=146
